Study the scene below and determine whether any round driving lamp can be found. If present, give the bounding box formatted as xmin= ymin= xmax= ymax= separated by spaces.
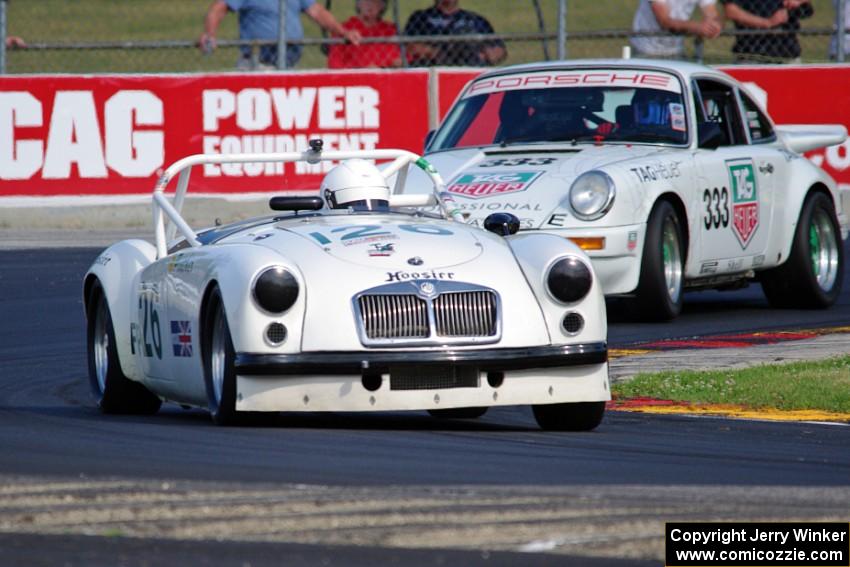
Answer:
xmin=253 ymin=267 xmax=299 ymax=313
xmin=569 ymin=171 xmax=615 ymax=221
xmin=546 ymin=256 xmax=593 ymax=303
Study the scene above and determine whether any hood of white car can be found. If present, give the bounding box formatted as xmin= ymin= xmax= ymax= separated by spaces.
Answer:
xmin=410 ymin=144 xmax=669 ymax=228
xmin=274 ymin=215 xmax=485 ymax=270
xmin=218 ymin=212 xmax=553 ymax=351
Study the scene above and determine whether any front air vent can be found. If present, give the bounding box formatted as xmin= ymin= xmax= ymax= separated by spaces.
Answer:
xmin=358 ymin=294 xmax=429 ymax=339
xmin=433 ymin=291 xmax=498 ymax=337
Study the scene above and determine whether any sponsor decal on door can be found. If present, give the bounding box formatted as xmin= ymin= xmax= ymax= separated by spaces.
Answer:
xmin=727 ymin=159 xmax=759 ymax=249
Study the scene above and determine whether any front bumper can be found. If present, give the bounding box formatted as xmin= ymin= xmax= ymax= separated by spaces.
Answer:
xmin=233 ymin=342 xmax=610 ymax=412
xmin=235 ymin=342 xmax=607 ymax=375
xmin=543 ymin=223 xmax=646 ymax=296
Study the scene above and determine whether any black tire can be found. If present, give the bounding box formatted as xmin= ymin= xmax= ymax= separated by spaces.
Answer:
xmin=428 ymin=407 xmax=488 ymax=420
xmin=761 ymin=192 xmax=844 ymax=309
xmin=86 ymin=281 xmax=161 ymax=415
xmin=202 ymin=287 xmax=240 ymax=426
xmin=532 ymin=401 xmax=605 ymax=432
xmin=631 ymin=200 xmax=685 ymax=321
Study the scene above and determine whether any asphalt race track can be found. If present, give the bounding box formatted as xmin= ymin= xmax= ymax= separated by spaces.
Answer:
xmin=0 ymin=245 xmax=849 ymax=566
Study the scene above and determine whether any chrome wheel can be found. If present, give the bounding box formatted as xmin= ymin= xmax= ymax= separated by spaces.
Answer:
xmin=810 ymin=208 xmax=840 ymax=292
xmin=93 ymin=298 xmax=109 ymax=394
xmin=211 ymin=306 xmax=227 ymax=407
xmin=662 ymin=216 xmax=683 ymax=304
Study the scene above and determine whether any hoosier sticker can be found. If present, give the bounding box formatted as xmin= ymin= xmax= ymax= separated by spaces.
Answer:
xmin=447 ymin=171 xmax=542 ymax=198
xmin=727 ymin=159 xmax=759 ymax=249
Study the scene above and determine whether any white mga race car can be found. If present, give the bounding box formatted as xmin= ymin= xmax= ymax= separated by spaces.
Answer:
xmin=408 ymin=59 xmax=848 ymax=320
xmin=84 ymin=145 xmax=609 ymax=430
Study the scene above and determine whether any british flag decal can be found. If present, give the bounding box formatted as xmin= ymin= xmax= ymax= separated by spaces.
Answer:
xmin=170 ymin=320 xmax=193 ymax=357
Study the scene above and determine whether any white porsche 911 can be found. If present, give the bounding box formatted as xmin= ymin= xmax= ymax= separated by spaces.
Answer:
xmin=410 ymin=59 xmax=848 ymax=320
xmin=84 ymin=144 xmax=609 ymax=430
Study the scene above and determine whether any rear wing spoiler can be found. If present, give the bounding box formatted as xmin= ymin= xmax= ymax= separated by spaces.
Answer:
xmin=152 ymin=145 xmax=462 ymax=259
xmin=775 ymin=124 xmax=848 ymax=154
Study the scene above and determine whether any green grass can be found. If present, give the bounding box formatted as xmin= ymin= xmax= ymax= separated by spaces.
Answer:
xmin=4 ymin=0 xmax=841 ymax=73
xmin=613 ymin=356 xmax=850 ymax=414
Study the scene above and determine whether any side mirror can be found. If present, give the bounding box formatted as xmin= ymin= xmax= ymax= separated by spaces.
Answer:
xmin=424 ymin=129 xmax=436 ymax=152
xmin=698 ymin=122 xmax=726 ymax=150
xmin=483 ymin=212 xmax=520 ymax=237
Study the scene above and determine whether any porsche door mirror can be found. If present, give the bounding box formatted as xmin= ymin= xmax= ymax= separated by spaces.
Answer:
xmin=698 ymin=122 xmax=726 ymax=150
xmin=424 ymin=129 xmax=436 ymax=152
xmin=484 ymin=213 xmax=520 ymax=236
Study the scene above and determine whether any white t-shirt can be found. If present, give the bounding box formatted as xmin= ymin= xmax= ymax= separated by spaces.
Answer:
xmin=631 ymin=0 xmax=716 ymax=57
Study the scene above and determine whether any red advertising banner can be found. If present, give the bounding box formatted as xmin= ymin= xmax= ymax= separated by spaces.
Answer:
xmin=435 ymin=66 xmax=850 ymax=185
xmin=1 ymin=66 xmax=848 ymax=197
xmin=0 ymin=71 xmax=430 ymax=196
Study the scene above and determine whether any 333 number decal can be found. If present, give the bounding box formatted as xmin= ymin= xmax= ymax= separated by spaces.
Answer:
xmin=479 ymin=157 xmax=556 ymax=167
xmin=702 ymin=187 xmax=729 ymax=230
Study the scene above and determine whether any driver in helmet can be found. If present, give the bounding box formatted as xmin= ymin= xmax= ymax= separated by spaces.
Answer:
xmin=322 ymin=159 xmax=390 ymax=212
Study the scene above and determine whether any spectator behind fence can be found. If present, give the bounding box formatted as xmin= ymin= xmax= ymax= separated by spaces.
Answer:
xmin=5 ymin=36 xmax=26 ymax=49
xmin=328 ymin=0 xmax=400 ymax=68
xmin=721 ymin=0 xmax=813 ymax=63
xmin=199 ymin=0 xmax=361 ymax=69
xmin=830 ymin=0 xmax=850 ymax=59
xmin=403 ymin=0 xmax=506 ymax=66
xmin=630 ymin=0 xmax=722 ymax=59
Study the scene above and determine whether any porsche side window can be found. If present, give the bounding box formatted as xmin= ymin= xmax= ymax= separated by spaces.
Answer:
xmin=739 ymin=92 xmax=776 ymax=144
xmin=694 ymin=79 xmax=746 ymax=147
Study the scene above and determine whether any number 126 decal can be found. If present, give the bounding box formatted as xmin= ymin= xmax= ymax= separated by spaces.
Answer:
xmin=308 ymin=224 xmax=453 ymax=245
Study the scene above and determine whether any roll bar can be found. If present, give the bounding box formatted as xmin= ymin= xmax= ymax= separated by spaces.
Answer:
xmin=151 ymin=144 xmax=462 ymax=259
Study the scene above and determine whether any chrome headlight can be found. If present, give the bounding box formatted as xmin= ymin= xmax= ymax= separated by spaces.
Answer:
xmin=568 ymin=171 xmax=615 ymax=221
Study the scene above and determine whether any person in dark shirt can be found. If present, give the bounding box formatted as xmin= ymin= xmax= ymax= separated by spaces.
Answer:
xmin=721 ymin=0 xmax=813 ymax=62
xmin=403 ymin=0 xmax=506 ymax=66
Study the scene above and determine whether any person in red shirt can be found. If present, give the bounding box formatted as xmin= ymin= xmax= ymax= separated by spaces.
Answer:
xmin=328 ymin=0 xmax=401 ymax=68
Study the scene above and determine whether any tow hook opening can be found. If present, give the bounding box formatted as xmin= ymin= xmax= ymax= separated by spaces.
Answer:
xmin=362 ymin=372 xmax=383 ymax=392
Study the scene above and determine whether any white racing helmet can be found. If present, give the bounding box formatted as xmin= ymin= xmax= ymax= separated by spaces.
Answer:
xmin=321 ymin=159 xmax=390 ymax=211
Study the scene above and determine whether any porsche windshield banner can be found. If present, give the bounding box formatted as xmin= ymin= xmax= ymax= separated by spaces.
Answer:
xmin=463 ymin=69 xmax=683 ymax=98
xmin=0 ymin=66 xmax=848 ymax=196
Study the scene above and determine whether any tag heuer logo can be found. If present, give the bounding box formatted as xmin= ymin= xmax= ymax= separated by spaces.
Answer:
xmin=447 ymin=171 xmax=542 ymax=198
xmin=728 ymin=159 xmax=759 ymax=248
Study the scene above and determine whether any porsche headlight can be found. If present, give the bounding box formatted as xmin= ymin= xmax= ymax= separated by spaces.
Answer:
xmin=568 ymin=171 xmax=615 ymax=221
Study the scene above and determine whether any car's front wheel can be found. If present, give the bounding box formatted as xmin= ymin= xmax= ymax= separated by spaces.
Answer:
xmin=761 ymin=191 xmax=844 ymax=308
xmin=532 ymin=401 xmax=605 ymax=431
xmin=202 ymin=287 xmax=240 ymax=425
xmin=87 ymin=280 xmax=161 ymax=415
xmin=632 ymin=200 xmax=685 ymax=321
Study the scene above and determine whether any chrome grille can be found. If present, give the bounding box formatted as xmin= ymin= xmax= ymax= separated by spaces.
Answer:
xmin=354 ymin=281 xmax=501 ymax=347
xmin=434 ymin=291 xmax=498 ymax=337
xmin=358 ymin=294 xmax=429 ymax=339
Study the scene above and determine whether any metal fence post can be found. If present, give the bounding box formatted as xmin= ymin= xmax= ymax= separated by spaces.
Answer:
xmin=0 ymin=0 xmax=7 ymax=75
xmin=278 ymin=0 xmax=288 ymax=70
xmin=557 ymin=0 xmax=567 ymax=60
xmin=393 ymin=0 xmax=407 ymax=67
xmin=839 ymin=0 xmax=847 ymax=63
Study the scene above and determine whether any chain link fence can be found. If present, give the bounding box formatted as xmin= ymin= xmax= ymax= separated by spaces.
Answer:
xmin=0 ymin=0 xmax=847 ymax=74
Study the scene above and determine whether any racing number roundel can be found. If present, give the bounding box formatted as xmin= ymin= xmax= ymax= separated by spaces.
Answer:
xmin=727 ymin=159 xmax=759 ymax=249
